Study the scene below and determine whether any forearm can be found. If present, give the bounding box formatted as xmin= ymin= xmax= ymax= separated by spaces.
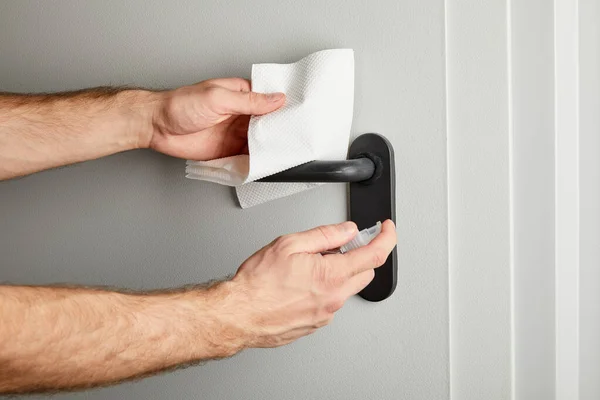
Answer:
xmin=0 ymin=283 xmax=242 ymax=394
xmin=0 ymin=89 xmax=158 ymax=180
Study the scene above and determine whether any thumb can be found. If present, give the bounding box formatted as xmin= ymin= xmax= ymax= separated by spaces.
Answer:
xmin=221 ymin=90 xmax=285 ymax=116
xmin=282 ymin=222 xmax=358 ymax=254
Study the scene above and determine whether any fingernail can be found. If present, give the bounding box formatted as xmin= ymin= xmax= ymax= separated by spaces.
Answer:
xmin=337 ymin=221 xmax=357 ymax=234
xmin=266 ymin=92 xmax=284 ymax=102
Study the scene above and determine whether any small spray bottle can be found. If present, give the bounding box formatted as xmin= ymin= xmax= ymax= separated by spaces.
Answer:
xmin=340 ymin=221 xmax=382 ymax=253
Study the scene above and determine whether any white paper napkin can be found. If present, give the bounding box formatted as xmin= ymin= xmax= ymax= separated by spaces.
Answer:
xmin=186 ymin=49 xmax=355 ymax=208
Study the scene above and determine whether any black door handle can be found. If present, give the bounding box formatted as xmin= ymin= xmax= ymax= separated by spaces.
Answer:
xmin=258 ymin=158 xmax=376 ymax=183
xmin=255 ymin=133 xmax=397 ymax=302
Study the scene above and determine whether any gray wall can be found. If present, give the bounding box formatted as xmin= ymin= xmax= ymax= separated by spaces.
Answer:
xmin=0 ymin=1 xmax=449 ymax=399
xmin=445 ymin=0 xmax=512 ymax=398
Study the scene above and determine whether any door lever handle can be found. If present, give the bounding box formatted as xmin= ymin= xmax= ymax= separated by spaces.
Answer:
xmin=258 ymin=158 xmax=376 ymax=183
xmin=258 ymin=133 xmax=397 ymax=302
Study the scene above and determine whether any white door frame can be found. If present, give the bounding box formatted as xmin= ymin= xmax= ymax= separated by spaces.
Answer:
xmin=447 ymin=0 xmax=600 ymax=399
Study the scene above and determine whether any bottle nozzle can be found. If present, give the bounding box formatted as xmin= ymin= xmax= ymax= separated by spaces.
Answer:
xmin=339 ymin=221 xmax=382 ymax=254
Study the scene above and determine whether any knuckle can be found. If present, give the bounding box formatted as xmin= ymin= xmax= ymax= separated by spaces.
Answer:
xmin=203 ymin=86 xmax=222 ymax=104
xmin=372 ymin=248 xmax=388 ymax=267
xmin=315 ymin=226 xmax=334 ymax=249
xmin=272 ymin=235 xmax=294 ymax=253
xmin=312 ymin=310 xmax=335 ymax=329
xmin=326 ymin=296 xmax=345 ymax=313
xmin=317 ymin=258 xmax=346 ymax=287
xmin=314 ymin=319 xmax=326 ymax=328
xmin=313 ymin=260 xmax=329 ymax=283
xmin=330 ymin=273 xmax=347 ymax=288
xmin=272 ymin=235 xmax=286 ymax=245
xmin=236 ymin=262 xmax=249 ymax=274
xmin=315 ymin=257 xmax=346 ymax=287
xmin=315 ymin=313 xmax=335 ymax=328
xmin=247 ymin=91 xmax=260 ymax=105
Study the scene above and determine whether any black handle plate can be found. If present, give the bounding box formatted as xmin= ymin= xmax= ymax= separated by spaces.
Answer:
xmin=348 ymin=133 xmax=397 ymax=302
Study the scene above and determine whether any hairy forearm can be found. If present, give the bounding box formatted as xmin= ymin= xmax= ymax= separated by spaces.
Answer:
xmin=0 ymin=283 xmax=242 ymax=394
xmin=0 ymin=88 xmax=158 ymax=180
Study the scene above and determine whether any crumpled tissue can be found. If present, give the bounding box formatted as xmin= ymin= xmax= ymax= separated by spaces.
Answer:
xmin=185 ymin=49 xmax=355 ymax=208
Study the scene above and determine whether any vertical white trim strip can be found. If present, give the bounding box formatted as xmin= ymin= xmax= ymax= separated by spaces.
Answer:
xmin=444 ymin=0 xmax=453 ymax=398
xmin=554 ymin=0 xmax=580 ymax=398
xmin=507 ymin=0 xmax=515 ymax=396
xmin=578 ymin=1 xmax=600 ymax=398
xmin=510 ymin=0 xmax=556 ymax=398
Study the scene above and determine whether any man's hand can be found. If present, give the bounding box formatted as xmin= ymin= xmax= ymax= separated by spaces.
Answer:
xmin=222 ymin=219 xmax=397 ymax=348
xmin=146 ymin=78 xmax=285 ymax=160
xmin=0 ymin=221 xmax=396 ymax=394
xmin=0 ymin=79 xmax=284 ymax=180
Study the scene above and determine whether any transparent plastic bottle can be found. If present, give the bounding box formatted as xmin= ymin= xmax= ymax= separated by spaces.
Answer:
xmin=339 ymin=221 xmax=382 ymax=253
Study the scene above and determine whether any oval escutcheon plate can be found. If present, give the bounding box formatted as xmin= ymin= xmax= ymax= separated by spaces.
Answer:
xmin=348 ymin=133 xmax=397 ymax=302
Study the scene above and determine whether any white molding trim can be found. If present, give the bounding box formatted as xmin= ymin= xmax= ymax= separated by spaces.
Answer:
xmin=510 ymin=0 xmax=556 ymax=398
xmin=511 ymin=1 xmax=600 ymax=399
xmin=450 ymin=0 xmax=598 ymax=397
xmin=554 ymin=0 xmax=580 ymax=399
xmin=578 ymin=1 xmax=600 ymax=398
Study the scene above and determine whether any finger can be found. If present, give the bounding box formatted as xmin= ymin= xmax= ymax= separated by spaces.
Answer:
xmin=281 ymin=222 xmax=358 ymax=254
xmin=206 ymin=78 xmax=251 ymax=92
xmin=326 ymin=219 xmax=397 ymax=277
xmin=219 ymin=90 xmax=286 ymax=116
xmin=338 ymin=269 xmax=375 ymax=300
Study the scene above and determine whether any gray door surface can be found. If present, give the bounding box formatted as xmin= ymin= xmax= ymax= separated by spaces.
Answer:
xmin=0 ymin=1 xmax=449 ymax=399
